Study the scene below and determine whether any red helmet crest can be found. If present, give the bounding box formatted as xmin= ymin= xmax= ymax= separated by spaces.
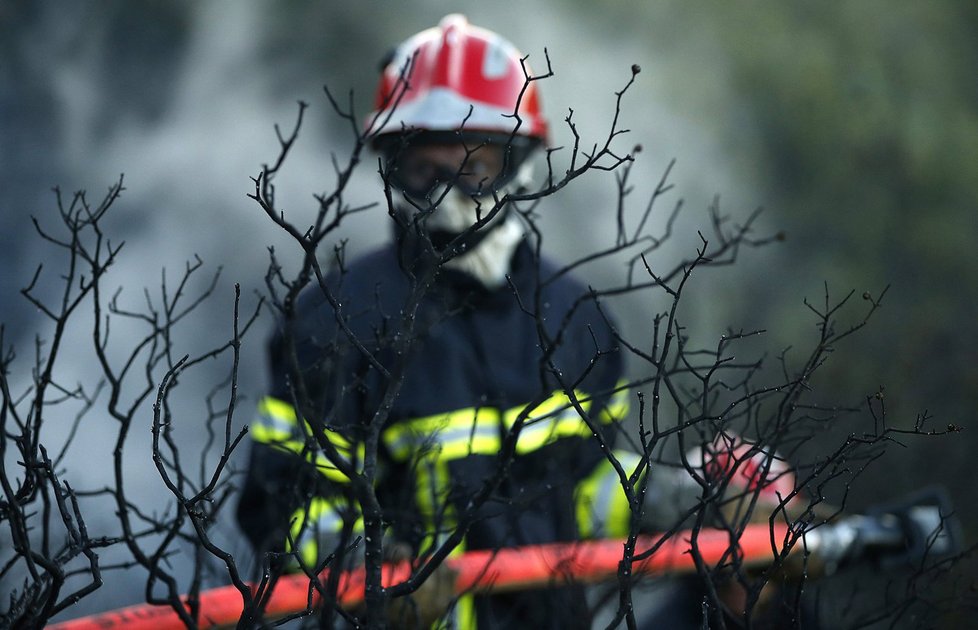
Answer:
xmin=366 ymin=14 xmax=548 ymax=144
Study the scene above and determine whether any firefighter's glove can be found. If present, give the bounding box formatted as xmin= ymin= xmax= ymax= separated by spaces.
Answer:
xmin=385 ymin=544 xmax=459 ymax=630
xmin=687 ymin=430 xmax=801 ymax=525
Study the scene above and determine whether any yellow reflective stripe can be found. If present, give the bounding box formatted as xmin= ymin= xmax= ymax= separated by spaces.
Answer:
xmin=440 ymin=539 xmax=475 ymax=630
xmin=504 ymin=387 xmax=627 ymax=430
xmin=575 ymin=451 xmax=641 ymax=538
xmin=415 ymin=458 xmax=456 ymax=556
xmin=258 ymin=395 xmax=298 ymax=424
xmin=383 ymin=407 xmax=500 ymax=461
xmin=252 ymin=396 xmax=297 ymax=442
xmin=250 ymin=421 xmax=291 ymax=444
xmin=254 ymin=397 xmax=343 ymax=449
xmin=503 ymin=388 xmax=592 ymax=425
xmin=503 ymin=391 xmax=592 ymax=455
xmin=599 ymin=381 xmax=631 ymax=423
xmin=257 ymin=435 xmax=361 ymax=483
xmin=384 ymin=388 xmax=627 ymax=464
xmin=255 ymin=396 xmax=356 ymax=451
xmin=288 ymin=497 xmax=363 ymax=568
xmin=252 ymin=396 xmax=362 ymax=483
xmin=306 ymin=444 xmax=365 ymax=482
xmin=507 ymin=389 xmax=580 ymax=422
xmin=513 ymin=412 xmax=592 ymax=453
xmin=454 ymin=592 xmax=476 ymax=630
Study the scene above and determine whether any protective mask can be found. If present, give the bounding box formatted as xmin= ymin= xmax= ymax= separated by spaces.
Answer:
xmin=407 ymin=163 xmax=532 ymax=289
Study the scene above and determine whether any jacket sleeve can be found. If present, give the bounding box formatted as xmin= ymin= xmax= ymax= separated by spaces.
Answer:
xmin=558 ymin=296 xmax=640 ymax=539
xmin=566 ymin=297 xmax=717 ymax=538
xmin=236 ymin=286 xmax=369 ymax=568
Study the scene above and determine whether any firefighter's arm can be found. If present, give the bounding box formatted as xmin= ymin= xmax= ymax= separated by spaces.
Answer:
xmin=262 ymin=394 xmax=364 ymax=569
xmin=574 ymin=430 xmax=802 ymax=539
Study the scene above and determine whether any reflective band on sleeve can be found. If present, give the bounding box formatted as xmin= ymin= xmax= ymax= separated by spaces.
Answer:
xmin=415 ymin=457 xmax=458 ymax=557
xmin=381 ymin=387 xmax=626 ymax=464
xmin=575 ymin=451 xmax=642 ymax=539
xmin=504 ymin=390 xmax=593 ymax=453
xmin=384 ymin=407 xmax=500 ymax=462
xmin=288 ymin=497 xmax=363 ymax=568
xmin=598 ymin=382 xmax=631 ymax=423
xmin=251 ymin=396 xmax=363 ymax=483
xmin=442 ymin=539 xmax=475 ymax=630
xmin=251 ymin=396 xmax=299 ymax=442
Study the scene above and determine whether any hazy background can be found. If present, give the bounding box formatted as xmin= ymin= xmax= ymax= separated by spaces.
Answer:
xmin=2 ymin=0 xmax=976 ymax=624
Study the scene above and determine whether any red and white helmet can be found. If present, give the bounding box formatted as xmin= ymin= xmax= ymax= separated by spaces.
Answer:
xmin=365 ymin=14 xmax=549 ymax=146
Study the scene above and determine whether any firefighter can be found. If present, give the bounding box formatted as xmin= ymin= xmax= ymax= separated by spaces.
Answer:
xmin=237 ymin=14 xmax=632 ymax=628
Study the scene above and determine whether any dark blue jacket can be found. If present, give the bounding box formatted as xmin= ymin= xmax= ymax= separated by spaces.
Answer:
xmin=238 ymin=237 xmax=626 ymax=628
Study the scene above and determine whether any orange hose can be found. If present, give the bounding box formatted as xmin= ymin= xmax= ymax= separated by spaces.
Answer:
xmin=49 ymin=522 xmax=788 ymax=629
